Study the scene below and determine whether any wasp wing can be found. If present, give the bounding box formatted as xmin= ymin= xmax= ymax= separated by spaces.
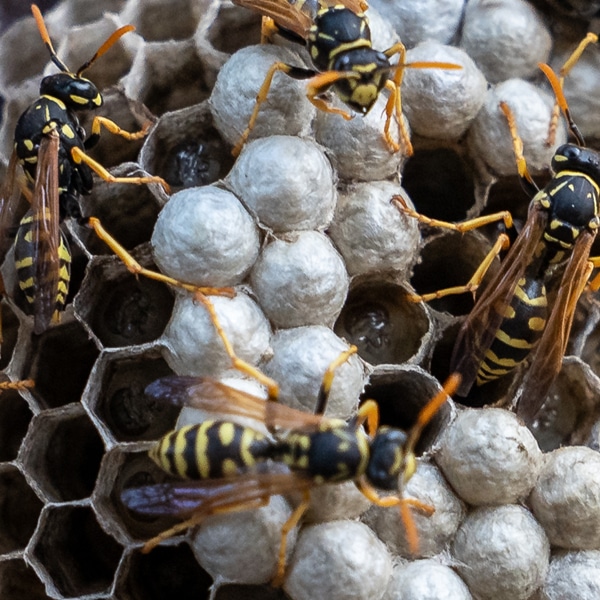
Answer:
xmin=121 ymin=469 xmax=313 ymax=517
xmin=0 ymin=151 xmax=30 ymax=264
xmin=450 ymin=204 xmax=547 ymax=396
xmin=232 ymin=0 xmax=313 ymax=38
xmin=29 ymin=130 xmax=62 ymax=334
xmin=146 ymin=376 xmax=325 ymax=430
xmin=516 ymin=229 xmax=596 ymax=422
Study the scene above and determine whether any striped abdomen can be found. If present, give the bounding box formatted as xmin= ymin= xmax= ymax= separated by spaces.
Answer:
xmin=14 ymin=210 xmax=71 ymax=320
xmin=149 ymin=420 xmax=272 ymax=480
xmin=476 ymin=277 xmax=548 ymax=386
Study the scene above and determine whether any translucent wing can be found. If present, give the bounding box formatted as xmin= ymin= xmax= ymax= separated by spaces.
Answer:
xmin=516 ymin=229 xmax=596 ymax=421
xmin=0 ymin=151 xmax=30 ymax=263
xmin=232 ymin=0 xmax=314 ymax=38
xmin=29 ymin=130 xmax=62 ymax=334
xmin=121 ymin=469 xmax=313 ymax=517
xmin=450 ymin=204 xmax=547 ymax=396
xmin=146 ymin=376 xmax=325 ymax=430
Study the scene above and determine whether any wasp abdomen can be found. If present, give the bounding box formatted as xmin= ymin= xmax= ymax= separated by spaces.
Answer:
xmin=14 ymin=210 xmax=72 ymax=320
xmin=476 ymin=277 xmax=548 ymax=386
xmin=149 ymin=421 xmax=272 ymax=480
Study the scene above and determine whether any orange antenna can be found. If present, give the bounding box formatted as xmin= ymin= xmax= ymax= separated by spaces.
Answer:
xmin=76 ymin=24 xmax=135 ymax=76
xmin=539 ymin=62 xmax=585 ymax=147
xmin=31 ymin=4 xmax=70 ymax=73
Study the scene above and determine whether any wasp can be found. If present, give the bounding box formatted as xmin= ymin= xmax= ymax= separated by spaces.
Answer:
xmin=229 ymin=0 xmax=461 ymax=156
xmin=121 ymin=346 xmax=460 ymax=584
xmin=396 ymin=34 xmax=600 ymax=421
xmin=0 ymin=4 xmax=169 ymax=334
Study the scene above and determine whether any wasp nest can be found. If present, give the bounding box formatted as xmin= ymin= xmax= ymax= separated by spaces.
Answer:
xmin=1 ymin=0 xmax=600 ymax=599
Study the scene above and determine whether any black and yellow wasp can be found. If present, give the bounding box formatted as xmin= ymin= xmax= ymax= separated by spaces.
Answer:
xmin=230 ymin=0 xmax=461 ymax=156
xmin=0 ymin=5 xmax=168 ymax=334
xmin=121 ymin=347 xmax=459 ymax=584
xmin=397 ymin=34 xmax=600 ymax=421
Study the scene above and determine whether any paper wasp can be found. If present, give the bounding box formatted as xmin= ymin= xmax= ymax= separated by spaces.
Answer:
xmin=396 ymin=34 xmax=600 ymax=421
xmin=229 ymin=0 xmax=461 ymax=156
xmin=0 ymin=4 xmax=169 ymax=334
xmin=121 ymin=346 xmax=459 ymax=584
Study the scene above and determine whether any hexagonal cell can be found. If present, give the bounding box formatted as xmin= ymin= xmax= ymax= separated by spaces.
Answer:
xmin=0 ymin=558 xmax=48 ymax=600
xmin=20 ymin=404 xmax=104 ymax=502
xmin=52 ymin=12 xmax=139 ymax=92
xmin=0 ymin=15 xmax=49 ymax=87
xmin=401 ymin=147 xmax=475 ymax=222
xmin=0 ymin=466 xmax=43 ymax=554
xmin=46 ymin=0 xmax=127 ymax=29
xmin=29 ymin=504 xmax=122 ymax=598
xmin=25 ymin=319 xmax=99 ymax=409
xmin=0 ymin=386 xmax=33 ymax=461
xmin=139 ymin=101 xmax=234 ymax=192
xmin=75 ymin=251 xmax=174 ymax=348
xmin=116 ymin=545 xmax=213 ymax=600
xmin=0 ymin=301 xmax=20 ymax=370
xmin=124 ymin=39 xmax=210 ymax=116
xmin=96 ymin=448 xmax=180 ymax=544
xmin=89 ymin=347 xmax=177 ymax=443
xmin=203 ymin=2 xmax=262 ymax=56
xmin=362 ymin=366 xmax=452 ymax=454
xmin=334 ymin=280 xmax=431 ymax=366
xmin=121 ymin=0 xmax=201 ymax=42
xmin=410 ymin=230 xmax=502 ymax=316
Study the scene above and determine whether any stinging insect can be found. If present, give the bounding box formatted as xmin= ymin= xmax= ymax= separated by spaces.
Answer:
xmin=0 ymin=4 xmax=169 ymax=334
xmin=229 ymin=0 xmax=461 ymax=156
xmin=397 ymin=34 xmax=600 ymax=421
xmin=121 ymin=346 xmax=460 ymax=585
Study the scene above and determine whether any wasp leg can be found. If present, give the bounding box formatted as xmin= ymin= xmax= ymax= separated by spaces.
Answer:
xmin=392 ymin=196 xmax=513 ymax=302
xmin=499 ymin=101 xmax=539 ymax=197
xmin=383 ymin=42 xmax=410 ymax=155
xmin=84 ymin=116 xmax=153 ymax=149
xmin=586 ymin=256 xmax=600 ymax=292
xmin=383 ymin=43 xmax=463 ymax=155
xmin=354 ymin=399 xmax=379 ymax=437
xmin=70 ymin=147 xmax=170 ymax=194
xmin=393 ymin=195 xmax=513 ymax=233
xmin=409 ymin=233 xmax=510 ymax=303
xmin=87 ymin=217 xmax=280 ymax=399
xmin=313 ymin=345 xmax=358 ymax=415
xmin=271 ymin=489 xmax=311 ymax=587
xmin=0 ymin=379 xmax=35 ymax=391
xmin=303 ymin=70 xmax=356 ymax=120
xmin=544 ymin=33 xmax=597 ymax=147
xmin=233 ymin=61 xmax=316 ymax=157
xmin=355 ymin=477 xmax=427 ymax=554
xmin=260 ymin=16 xmax=279 ymax=44
xmin=141 ymin=496 xmax=271 ymax=553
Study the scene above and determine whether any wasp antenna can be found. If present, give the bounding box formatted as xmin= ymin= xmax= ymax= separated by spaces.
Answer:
xmin=76 ymin=24 xmax=135 ymax=77
xmin=539 ymin=62 xmax=585 ymax=147
xmin=31 ymin=4 xmax=71 ymax=73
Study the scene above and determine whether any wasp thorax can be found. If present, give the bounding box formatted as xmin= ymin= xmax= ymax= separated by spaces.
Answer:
xmin=40 ymin=73 xmax=102 ymax=109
